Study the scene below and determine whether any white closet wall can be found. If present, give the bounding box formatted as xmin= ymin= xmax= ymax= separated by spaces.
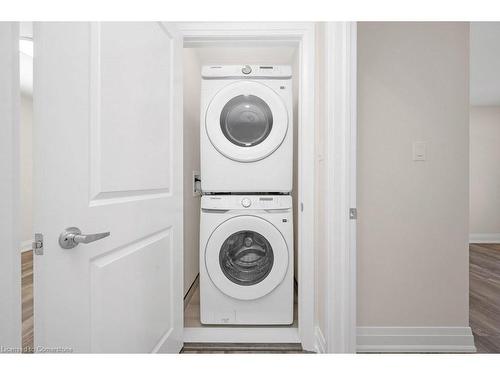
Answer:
xmin=183 ymin=49 xmax=202 ymax=295
xmin=20 ymin=94 xmax=33 ymax=252
xmin=194 ymin=46 xmax=297 ymax=66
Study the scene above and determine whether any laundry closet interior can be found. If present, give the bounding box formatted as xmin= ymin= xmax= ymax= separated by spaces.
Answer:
xmin=180 ymin=28 xmax=306 ymax=344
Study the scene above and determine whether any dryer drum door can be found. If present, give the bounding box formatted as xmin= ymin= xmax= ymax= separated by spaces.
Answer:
xmin=205 ymin=81 xmax=289 ymax=163
xmin=205 ymin=215 xmax=289 ymax=300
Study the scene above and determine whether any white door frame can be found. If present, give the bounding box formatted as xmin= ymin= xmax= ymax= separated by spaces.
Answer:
xmin=178 ymin=21 xmax=358 ymax=353
xmin=0 ymin=22 xmax=22 ymax=351
xmin=322 ymin=22 xmax=357 ymax=353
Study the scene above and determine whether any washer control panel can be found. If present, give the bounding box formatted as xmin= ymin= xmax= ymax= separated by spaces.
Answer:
xmin=202 ymin=195 xmax=292 ymax=210
xmin=241 ymin=65 xmax=252 ymax=74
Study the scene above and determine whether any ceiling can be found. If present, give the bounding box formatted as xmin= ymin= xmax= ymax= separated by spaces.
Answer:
xmin=470 ymin=22 xmax=500 ymax=106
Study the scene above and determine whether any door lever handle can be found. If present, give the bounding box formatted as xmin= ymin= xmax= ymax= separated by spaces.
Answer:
xmin=59 ymin=227 xmax=110 ymax=249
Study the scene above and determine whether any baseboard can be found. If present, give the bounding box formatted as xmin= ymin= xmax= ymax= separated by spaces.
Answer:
xmin=357 ymin=326 xmax=476 ymax=353
xmin=20 ymin=240 xmax=32 ymax=253
xmin=469 ymin=233 xmax=500 ymax=244
xmin=184 ymin=327 xmax=300 ymax=344
xmin=314 ymin=326 xmax=327 ymax=353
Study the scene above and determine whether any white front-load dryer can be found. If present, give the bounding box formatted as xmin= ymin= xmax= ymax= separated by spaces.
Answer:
xmin=200 ymin=65 xmax=293 ymax=193
xmin=200 ymin=194 xmax=294 ymax=325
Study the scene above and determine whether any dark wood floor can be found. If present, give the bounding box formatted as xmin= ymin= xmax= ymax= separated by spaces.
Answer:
xmin=469 ymin=243 xmax=500 ymax=353
xmin=20 ymin=245 xmax=500 ymax=353
xmin=181 ymin=343 xmax=305 ymax=354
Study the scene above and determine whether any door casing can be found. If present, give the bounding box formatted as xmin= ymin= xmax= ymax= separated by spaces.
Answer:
xmin=178 ymin=22 xmax=358 ymax=353
xmin=178 ymin=22 xmax=318 ymax=352
xmin=318 ymin=22 xmax=357 ymax=353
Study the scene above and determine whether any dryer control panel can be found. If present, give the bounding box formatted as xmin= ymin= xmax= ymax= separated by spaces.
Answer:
xmin=201 ymin=65 xmax=292 ymax=79
xmin=202 ymin=195 xmax=292 ymax=210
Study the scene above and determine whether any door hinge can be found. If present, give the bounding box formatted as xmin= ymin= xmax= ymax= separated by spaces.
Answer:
xmin=33 ymin=233 xmax=44 ymax=255
xmin=349 ymin=208 xmax=357 ymax=220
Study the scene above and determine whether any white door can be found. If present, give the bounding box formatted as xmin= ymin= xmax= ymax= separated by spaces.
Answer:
xmin=33 ymin=22 xmax=183 ymax=353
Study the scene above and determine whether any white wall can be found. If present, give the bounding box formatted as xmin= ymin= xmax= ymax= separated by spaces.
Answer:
xmin=357 ymin=22 xmax=470 ymax=332
xmin=470 ymin=106 xmax=500 ymax=241
xmin=194 ymin=46 xmax=296 ymax=65
xmin=470 ymin=22 xmax=500 ymax=106
xmin=20 ymin=94 xmax=33 ymax=251
xmin=183 ymin=48 xmax=202 ymax=296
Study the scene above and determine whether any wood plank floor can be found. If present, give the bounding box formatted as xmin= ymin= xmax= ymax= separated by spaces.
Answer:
xmin=469 ymin=243 xmax=500 ymax=353
xmin=21 ymin=250 xmax=34 ymax=353
xmin=21 ymin=245 xmax=500 ymax=353
xmin=181 ymin=342 xmax=305 ymax=354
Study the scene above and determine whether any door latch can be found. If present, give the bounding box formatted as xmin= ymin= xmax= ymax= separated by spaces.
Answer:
xmin=349 ymin=208 xmax=357 ymax=220
xmin=33 ymin=233 xmax=44 ymax=255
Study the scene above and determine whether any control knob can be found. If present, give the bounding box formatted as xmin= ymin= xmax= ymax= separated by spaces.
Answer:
xmin=242 ymin=65 xmax=252 ymax=74
xmin=241 ymin=198 xmax=251 ymax=208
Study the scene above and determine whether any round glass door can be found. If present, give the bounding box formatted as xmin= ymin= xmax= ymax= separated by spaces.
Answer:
xmin=219 ymin=230 xmax=274 ymax=286
xmin=205 ymin=81 xmax=289 ymax=162
xmin=204 ymin=215 xmax=289 ymax=300
xmin=220 ymin=95 xmax=273 ymax=147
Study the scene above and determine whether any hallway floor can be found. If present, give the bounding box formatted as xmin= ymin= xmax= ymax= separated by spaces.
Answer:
xmin=470 ymin=243 xmax=500 ymax=353
xmin=21 ymin=250 xmax=33 ymax=353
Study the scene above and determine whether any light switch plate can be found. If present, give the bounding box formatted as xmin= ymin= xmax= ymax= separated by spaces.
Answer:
xmin=413 ymin=141 xmax=427 ymax=161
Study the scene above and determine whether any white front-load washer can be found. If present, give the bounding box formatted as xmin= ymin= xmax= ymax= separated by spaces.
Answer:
xmin=200 ymin=65 xmax=293 ymax=193
xmin=200 ymin=194 xmax=294 ymax=325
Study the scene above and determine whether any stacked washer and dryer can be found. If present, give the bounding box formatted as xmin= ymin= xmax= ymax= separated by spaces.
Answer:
xmin=199 ymin=64 xmax=294 ymax=325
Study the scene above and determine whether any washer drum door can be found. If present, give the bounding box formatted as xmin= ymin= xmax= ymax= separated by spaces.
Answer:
xmin=205 ymin=81 xmax=289 ymax=163
xmin=205 ymin=215 xmax=289 ymax=300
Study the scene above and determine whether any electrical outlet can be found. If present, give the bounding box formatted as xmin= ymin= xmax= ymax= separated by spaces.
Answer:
xmin=193 ymin=171 xmax=201 ymax=197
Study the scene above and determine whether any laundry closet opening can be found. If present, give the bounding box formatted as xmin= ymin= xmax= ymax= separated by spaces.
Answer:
xmin=182 ymin=43 xmax=301 ymax=343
